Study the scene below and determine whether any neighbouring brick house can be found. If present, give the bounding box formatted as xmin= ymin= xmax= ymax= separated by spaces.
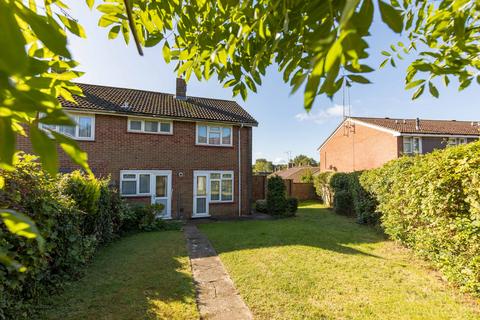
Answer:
xmin=17 ymin=79 xmax=258 ymax=219
xmin=318 ymin=116 xmax=480 ymax=172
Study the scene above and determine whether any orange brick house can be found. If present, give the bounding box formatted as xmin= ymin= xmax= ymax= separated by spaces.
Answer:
xmin=318 ymin=117 xmax=480 ymax=172
xmin=17 ymin=79 xmax=258 ymax=219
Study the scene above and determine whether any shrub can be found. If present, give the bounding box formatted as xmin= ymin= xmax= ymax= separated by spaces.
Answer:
xmin=361 ymin=142 xmax=480 ymax=296
xmin=300 ymin=169 xmax=314 ymax=183
xmin=124 ymin=203 xmax=167 ymax=232
xmin=266 ymin=175 xmax=287 ymax=215
xmin=286 ymin=197 xmax=298 ymax=215
xmin=313 ymin=172 xmax=334 ymax=205
xmin=255 ymin=199 xmax=268 ymax=213
xmin=332 ymin=190 xmax=352 ymax=216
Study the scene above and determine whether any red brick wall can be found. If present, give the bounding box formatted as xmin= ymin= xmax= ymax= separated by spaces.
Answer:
xmin=291 ymin=182 xmax=317 ymax=201
xmin=17 ymin=113 xmax=253 ymax=218
xmin=319 ymin=122 xmax=399 ymax=172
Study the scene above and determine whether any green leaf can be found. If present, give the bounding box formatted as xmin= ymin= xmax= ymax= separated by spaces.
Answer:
xmin=0 ymin=118 xmax=16 ymax=169
xmin=16 ymin=4 xmax=71 ymax=58
xmin=50 ymin=132 xmax=91 ymax=175
xmin=30 ymin=125 xmax=58 ymax=175
xmin=1 ymin=209 xmax=45 ymax=250
xmin=378 ymin=0 xmax=403 ymax=33
xmin=347 ymin=74 xmax=371 ymax=84
xmin=0 ymin=254 xmax=26 ymax=272
xmin=108 ymin=25 xmax=120 ymax=39
xmin=340 ymin=0 xmax=360 ymax=27
xmin=86 ymin=0 xmax=95 ymax=9
xmin=405 ymin=79 xmax=425 ymax=89
xmin=162 ymin=42 xmax=171 ymax=63
xmin=380 ymin=58 xmax=389 ymax=68
xmin=381 ymin=51 xmax=391 ymax=56
xmin=57 ymin=14 xmax=86 ymax=38
xmin=0 ymin=1 xmax=28 ymax=74
xmin=428 ymin=82 xmax=439 ymax=98
xmin=412 ymin=84 xmax=425 ymax=100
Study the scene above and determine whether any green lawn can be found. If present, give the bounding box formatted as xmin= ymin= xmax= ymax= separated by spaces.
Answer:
xmin=39 ymin=231 xmax=198 ymax=320
xmin=199 ymin=202 xmax=480 ymax=320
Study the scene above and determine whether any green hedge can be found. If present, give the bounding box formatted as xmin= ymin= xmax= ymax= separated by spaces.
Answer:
xmin=266 ymin=175 xmax=298 ymax=216
xmin=313 ymin=171 xmax=377 ymax=224
xmin=0 ymin=154 xmax=173 ymax=318
xmin=361 ymin=142 xmax=480 ymax=296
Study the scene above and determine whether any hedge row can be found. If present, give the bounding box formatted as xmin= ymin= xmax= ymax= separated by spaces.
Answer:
xmin=0 ymin=154 xmax=174 ymax=319
xmin=313 ymin=171 xmax=378 ymax=224
xmin=361 ymin=142 xmax=480 ymax=296
xmin=256 ymin=175 xmax=298 ymax=216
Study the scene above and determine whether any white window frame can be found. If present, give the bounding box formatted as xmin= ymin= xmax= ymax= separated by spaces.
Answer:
xmin=39 ymin=113 xmax=95 ymax=141
xmin=195 ymin=123 xmax=233 ymax=147
xmin=403 ymin=136 xmax=422 ymax=154
xmin=120 ymin=170 xmax=172 ymax=197
xmin=127 ymin=117 xmax=173 ymax=135
xmin=446 ymin=137 xmax=467 ymax=147
xmin=209 ymin=171 xmax=234 ymax=203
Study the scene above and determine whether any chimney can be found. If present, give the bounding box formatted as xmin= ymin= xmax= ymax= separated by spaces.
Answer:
xmin=415 ymin=117 xmax=420 ymax=130
xmin=175 ymin=77 xmax=187 ymax=100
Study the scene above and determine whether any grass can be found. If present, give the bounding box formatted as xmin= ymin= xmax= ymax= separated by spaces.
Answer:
xmin=39 ymin=231 xmax=198 ymax=320
xmin=199 ymin=202 xmax=480 ymax=320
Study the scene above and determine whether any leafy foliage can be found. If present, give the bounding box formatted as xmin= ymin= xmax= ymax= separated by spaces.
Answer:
xmin=313 ymin=171 xmax=335 ymax=206
xmin=266 ymin=175 xmax=287 ymax=215
xmin=293 ymin=155 xmax=318 ymax=167
xmin=255 ymin=199 xmax=268 ymax=213
xmin=286 ymin=197 xmax=299 ymax=216
xmin=0 ymin=154 xmax=174 ymax=318
xmin=253 ymin=158 xmax=273 ymax=173
xmin=361 ymin=142 xmax=480 ymax=296
xmin=300 ymin=168 xmax=314 ymax=183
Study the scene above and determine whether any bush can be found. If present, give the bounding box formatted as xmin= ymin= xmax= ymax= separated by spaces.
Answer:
xmin=255 ymin=199 xmax=268 ymax=213
xmin=361 ymin=142 xmax=480 ymax=296
xmin=332 ymin=190 xmax=352 ymax=216
xmin=0 ymin=154 xmax=176 ymax=318
xmin=266 ymin=175 xmax=287 ymax=215
xmin=313 ymin=172 xmax=334 ymax=205
xmin=300 ymin=169 xmax=314 ymax=183
xmin=286 ymin=197 xmax=298 ymax=215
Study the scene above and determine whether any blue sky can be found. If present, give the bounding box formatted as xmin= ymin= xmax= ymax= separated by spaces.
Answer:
xmin=65 ymin=1 xmax=479 ymax=164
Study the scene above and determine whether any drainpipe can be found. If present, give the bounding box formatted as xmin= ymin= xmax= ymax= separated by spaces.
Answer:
xmin=238 ymin=124 xmax=244 ymax=217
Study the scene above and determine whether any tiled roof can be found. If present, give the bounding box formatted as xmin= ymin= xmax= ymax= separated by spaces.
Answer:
xmin=269 ymin=166 xmax=320 ymax=183
xmin=353 ymin=117 xmax=480 ymax=136
xmin=59 ymin=83 xmax=258 ymax=126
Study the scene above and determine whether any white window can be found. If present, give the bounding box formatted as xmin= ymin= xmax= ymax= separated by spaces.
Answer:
xmin=40 ymin=113 xmax=95 ymax=140
xmin=209 ymin=171 xmax=233 ymax=202
xmin=128 ymin=118 xmax=172 ymax=134
xmin=447 ymin=137 xmax=467 ymax=147
xmin=120 ymin=172 xmax=151 ymax=195
xmin=403 ymin=137 xmax=421 ymax=154
xmin=196 ymin=124 xmax=233 ymax=146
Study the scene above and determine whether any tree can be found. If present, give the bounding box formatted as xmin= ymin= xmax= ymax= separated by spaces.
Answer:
xmin=293 ymin=155 xmax=318 ymax=167
xmin=300 ymin=169 xmax=314 ymax=183
xmin=253 ymin=158 xmax=274 ymax=173
xmin=0 ymin=0 xmax=478 ymax=268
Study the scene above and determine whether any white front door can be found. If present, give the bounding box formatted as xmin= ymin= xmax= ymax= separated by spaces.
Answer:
xmin=193 ymin=172 xmax=209 ymax=218
xmin=152 ymin=173 xmax=172 ymax=219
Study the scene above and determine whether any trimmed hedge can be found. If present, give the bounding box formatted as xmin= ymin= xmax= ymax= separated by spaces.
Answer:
xmin=266 ymin=175 xmax=298 ymax=216
xmin=0 ymin=154 xmax=173 ymax=318
xmin=314 ymin=171 xmax=377 ymax=224
xmin=361 ymin=142 xmax=480 ymax=296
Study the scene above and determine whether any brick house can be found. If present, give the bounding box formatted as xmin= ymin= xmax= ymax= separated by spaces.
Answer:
xmin=17 ymin=79 xmax=258 ymax=219
xmin=318 ymin=117 xmax=480 ymax=172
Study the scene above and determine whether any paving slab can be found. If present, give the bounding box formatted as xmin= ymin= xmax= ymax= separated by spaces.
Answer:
xmin=184 ymin=224 xmax=253 ymax=320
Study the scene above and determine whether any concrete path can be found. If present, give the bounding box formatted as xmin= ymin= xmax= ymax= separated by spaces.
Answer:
xmin=184 ymin=224 xmax=253 ymax=320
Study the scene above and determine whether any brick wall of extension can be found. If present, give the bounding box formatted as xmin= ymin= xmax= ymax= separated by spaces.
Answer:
xmin=17 ymin=113 xmax=253 ymax=218
xmin=319 ymin=123 xmax=400 ymax=172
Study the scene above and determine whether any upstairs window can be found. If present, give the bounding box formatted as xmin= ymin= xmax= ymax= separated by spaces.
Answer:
xmin=403 ymin=137 xmax=421 ymax=154
xmin=40 ymin=114 xmax=95 ymax=140
xmin=196 ymin=124 xmax=232 ymax=146
xmin=446 ymin=137 xmax=467 ymax=147
xmin=128 ymin=118 xmax=172 ymax=134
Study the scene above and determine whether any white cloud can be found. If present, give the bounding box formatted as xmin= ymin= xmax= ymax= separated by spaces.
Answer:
xmin=273 ymin=157 xmax=286 ymax=165
xmin=295 ymin=104 xmax=349 ymax=124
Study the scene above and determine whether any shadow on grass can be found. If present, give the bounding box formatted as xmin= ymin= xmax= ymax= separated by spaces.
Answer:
xmin=37 ymin=231 xmax=198 ymax=320
xmin=199 ymin=203 xmax=384 ymax=259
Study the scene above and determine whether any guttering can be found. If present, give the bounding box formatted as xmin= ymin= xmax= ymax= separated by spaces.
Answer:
xmin=238 ymin=123 xmax=244 ymax=217
xmin=63 ymin=107 xmax=258 ymax=127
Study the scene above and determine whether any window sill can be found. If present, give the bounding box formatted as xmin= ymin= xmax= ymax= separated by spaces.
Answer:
xmin=121 ymin=194 xmax=152 ymax=198
xmin=195 ymin=143 xmax=233 ymax=148
xmin=210 ymin=201 xmax=235 ymax=204
xmin=127 ymin=130 xmax=173 ymax=135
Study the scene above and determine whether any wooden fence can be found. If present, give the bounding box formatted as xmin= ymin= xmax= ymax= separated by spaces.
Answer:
xmin=252 ymin=175 xmax=318 ymax=201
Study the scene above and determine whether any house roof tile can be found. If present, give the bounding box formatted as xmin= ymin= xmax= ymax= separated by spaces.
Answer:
xmin=60 ymin=83 xmax=258 ymax=126
xmin=353 ymin=117 xmax=480 ymax=136
xmin=269 ymin=167 xmax=320 ymax=183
